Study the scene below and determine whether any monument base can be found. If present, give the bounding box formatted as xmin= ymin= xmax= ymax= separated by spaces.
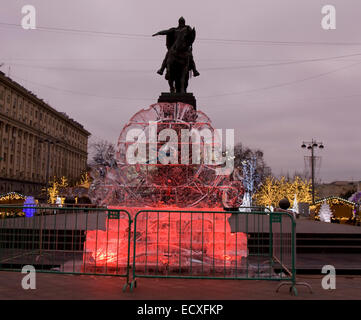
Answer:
xmin=158 ymin=92 xmax=197 ymax=109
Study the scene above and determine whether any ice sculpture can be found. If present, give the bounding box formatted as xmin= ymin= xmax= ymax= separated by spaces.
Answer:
xmin=84 ymin=102 xmax=246 ymax=274
xmin=89 ymin=102 xmax=244 ymax=208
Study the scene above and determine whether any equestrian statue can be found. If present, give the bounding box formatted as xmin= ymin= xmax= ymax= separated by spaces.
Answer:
xmin=152 ymin=17 xmax=200 ymax=94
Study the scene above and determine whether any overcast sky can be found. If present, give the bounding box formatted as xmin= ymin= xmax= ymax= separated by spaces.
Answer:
xmin=1 ymin=0 xmax=360 ymax=183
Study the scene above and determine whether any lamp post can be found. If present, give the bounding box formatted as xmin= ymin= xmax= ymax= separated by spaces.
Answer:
xmin=301 ymin=139 xmax=324 ymax=204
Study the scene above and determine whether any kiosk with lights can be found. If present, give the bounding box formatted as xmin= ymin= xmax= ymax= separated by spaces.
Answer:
xmin=0 ymin=192 xmax=26 ymax=217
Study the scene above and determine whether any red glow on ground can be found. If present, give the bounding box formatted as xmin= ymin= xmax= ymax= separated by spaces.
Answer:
xmin=83 ymin=206 xmax=247 ymax=274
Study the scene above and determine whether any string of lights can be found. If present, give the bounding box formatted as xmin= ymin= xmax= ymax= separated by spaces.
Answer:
xmin=0 ymin=192 xmax=26 ymax=201
xmin=313 ymin=196 xmax=356 ymax=208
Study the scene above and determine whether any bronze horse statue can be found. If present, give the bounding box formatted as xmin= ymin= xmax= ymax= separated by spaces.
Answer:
xmin=153 ymin=17 xmax=198 ymax=94
xmin=166 ymin=27 xmax=196 ymax=93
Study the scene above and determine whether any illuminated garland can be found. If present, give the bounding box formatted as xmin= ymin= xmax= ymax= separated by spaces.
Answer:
xmin=0 ymin=192 xmax=26 ymax=201
xmin=0 ymin=192 xmax=26 ymax=217
xmin=311 ymin=196 xmax=356 ymax=209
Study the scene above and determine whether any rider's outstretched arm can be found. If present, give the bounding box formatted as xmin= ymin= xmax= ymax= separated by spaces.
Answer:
xmin=152 ymin=28 xmax=172 ymax=36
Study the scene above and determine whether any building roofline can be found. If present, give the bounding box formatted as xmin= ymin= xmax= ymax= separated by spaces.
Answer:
xmin=0 ymin=71 xmax=91 ymax=136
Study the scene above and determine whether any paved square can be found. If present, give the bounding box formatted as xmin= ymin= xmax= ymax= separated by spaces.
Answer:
xmin=1 ymin=271 xmax=361 ymax=300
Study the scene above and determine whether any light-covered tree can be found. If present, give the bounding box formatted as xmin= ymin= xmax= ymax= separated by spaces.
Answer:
xmin=319 ymin=201 xmax=333 ymax=223
xmin=254 ymin=176 xmax=280 ymax=207
xmin=239 ymin=192 xmax=251 ymax=212
xmin=43 ymin=176 xmax=69 ymax=204
xmin=254 ymin=176 xmax=313 ymax=207
xmin=233 ymin=143 xmax=272 ymax=186
xmin=59 ymin=176 xmax=68 ymax=188
xmin=291 ymin=194 xmax=299 ymax=214
xmin=45 ymin=178 xmax=59 ymax=204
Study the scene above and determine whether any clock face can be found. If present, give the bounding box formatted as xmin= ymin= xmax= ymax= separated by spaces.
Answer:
xmin=90 ymin=102 xmax=243 ymax=208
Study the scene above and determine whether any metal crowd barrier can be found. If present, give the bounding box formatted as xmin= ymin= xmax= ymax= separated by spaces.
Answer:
xmin=0 ymin=206 xmax=132 ymax=292
xmin=271 ymin=210 xmax=312 ymax=295
xmin=130 ymin=209 xmax=298 ymax=294
xmin=0 ymin=206 xmax=300 ymax=295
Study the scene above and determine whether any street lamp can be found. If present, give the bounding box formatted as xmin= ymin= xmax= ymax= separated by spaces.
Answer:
xmin=301 ymin=139 xmax=325 ymax=204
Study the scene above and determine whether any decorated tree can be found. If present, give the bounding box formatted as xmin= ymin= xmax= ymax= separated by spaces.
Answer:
xmin=254 ymin=176 xmax=313 ymax=207
xmin=233 ymin=143 xmax=271 ymax=205
xmin=43 ymin=172 xmax=91 ymax=204
xmin=318 ymin=201 xmax=333 ymax=223
xmin=59 ymin=176 xmax=68 ymax=188
xmin=43 ymin=175 xmax=69 ymax=204
xmin=239 ymin=192 xmax=251 ymax=212
xmin=78 ymin=172 xmax=91 ymax=188
xmin=289 ymin=176 xmax=313 ymax=205
xmin=253 ymin=176 xmax=280 ymax=207
xmin=45 ymin=178 xmax=60 ymax=204
xmin=233 ymin=143 xmax=271 ymax=184
xmin=291 ymin=194 xmax=299 ymax=214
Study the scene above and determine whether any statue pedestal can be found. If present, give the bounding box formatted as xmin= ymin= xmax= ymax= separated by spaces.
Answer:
xmin=158 ymin=92 xmax=197 ymax=109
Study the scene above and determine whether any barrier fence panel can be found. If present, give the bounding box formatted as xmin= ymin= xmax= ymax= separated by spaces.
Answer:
xmin=0 ymin=206 xmax=132 ymax=291
xmin=0 ymin=206 xmax=297 ymax=294
xmin=270 ymin=211 xmax=297 ymax=294
xmin=130 ymin=209 xmax=296 ymax=292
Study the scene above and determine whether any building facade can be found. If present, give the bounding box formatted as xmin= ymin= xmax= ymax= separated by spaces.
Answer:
xmin=0 ymin=71 xmax=90 ymax=197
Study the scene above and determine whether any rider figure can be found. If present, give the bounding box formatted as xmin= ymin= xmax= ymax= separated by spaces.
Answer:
xmin=152 ymin=17 xmax=200 ymax=78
